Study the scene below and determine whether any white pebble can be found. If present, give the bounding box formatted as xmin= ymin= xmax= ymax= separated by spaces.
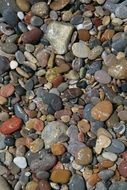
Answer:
xmin=102 ymin=152 xmax=117 ymax=162
xmin=17 ymin=11 xmax=24 ymax=20
xmin=10 ymin=60 xmax=18 ymax=70
xmin=13 ymin=156 xmax=27 ymax=169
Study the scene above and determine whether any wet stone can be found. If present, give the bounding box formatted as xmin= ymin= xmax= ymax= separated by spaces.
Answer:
xmin=72 ymin=42 xmax=90 ymax=58
xmin=0 ymin=56 xmax=10 ymax=75
xmin=106 ymin=139 xmax=125 ymax=153
xmin=98 ymin=169 xmax=114 ymax=181
xmin=50 ymin=169 xmax=71 ymax=184
xmin=69 ymin=175 xmax=86 ymax=190
xmin=14 ymin=103 xmax=28 ymax=122
xmin=109 ymin=182 xmax=127 ymax=190
xmin=30 ymin=16 xmax=43 ymax=27
xmin=36 ymin=171 xmax=50 ymax=180
xmin=2 ymin=8 xmax=18 ymax=27
xmin=94 ymin=70 xmax=111 ymax=84
xmin=31 ymin=2 xmax=49 ymax=17
xmin=75 ymin=147 xmax=92 ymax=166
xmin=95 ymin=182 xmax=107 ymax=190
xmin=50 ymin=0 xmax=70 ymax=11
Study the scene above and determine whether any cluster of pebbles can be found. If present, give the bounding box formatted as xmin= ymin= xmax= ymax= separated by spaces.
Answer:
xmin=1 ymin=0 xmax=127 ymax=189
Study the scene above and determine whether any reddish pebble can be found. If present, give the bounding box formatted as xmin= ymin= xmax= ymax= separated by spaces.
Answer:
xmin=92 ymin=18 xmax=102 ymax=27
xmin=122 ymin=151 xmax=127 ymax=161
xmin=0 ymin=116 xmax=22 ymax=135
xmin=24 ymin=11 xmax=33 ymax=24
xmin=52 ymin=75 xmax=64 ymax=87
xmin=118 ymin=160 xmax=127 ymax=177
xmin=78 ymin=29 xmax=90 ymax=41
xmin=0 ymin=84 xmax=15 ymax=97
xmin=21 ymin=28 xmax=42 ymax=44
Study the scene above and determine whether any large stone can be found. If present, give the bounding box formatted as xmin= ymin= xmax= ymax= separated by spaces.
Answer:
xmin=69 ymin=175 xmax=86 ymax=190
xmin=46 ymin=21 xmax=73 ymax=54
xmin=41 ymin=121 xmax=68 ymax=148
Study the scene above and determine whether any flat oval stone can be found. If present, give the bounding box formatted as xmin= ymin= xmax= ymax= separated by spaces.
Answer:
xmin=1 ymin=42 xmax=17 ymax=54
xmin=2 ymin=8 xmax=18 ymax=27
xmin=69 ymin=175 xmax=86 ymax=190
xmin=108 ymin=59 xmax=127 ymax=79
xmin=50 ymin=0 xmax=70 ymax=10
xmin=91 ymin=100 xmax=113 ymax=121
xmin=118 ymin=160 xmax=127 ymax=177
xmin=106 ymin=139 xmax=125 ymax=153
xmin=78 ymin=29 xmax=90 ymax=41
xmin=102 ymin=152 xmax=117 ymax=162
xmin=21 ymin=28 xmax=42 ymax=44
xmin=94 ymin=70 xmax=111 ymax=84
xmin=72 ymin=42 xmax=90 ymax=58
xmin=14 ymin=103 xmax=28 ymax=122
xmin=13 ymin=156 xmax=27 ymax=169
xmin=0 ymin=84 xmax=14 ymax=97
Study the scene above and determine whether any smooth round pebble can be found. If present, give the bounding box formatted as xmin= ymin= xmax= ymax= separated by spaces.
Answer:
xmin=13 ymin=156 xmax=27 ymax=169
xmin=94 ymin=70 xmax=111 ymax=84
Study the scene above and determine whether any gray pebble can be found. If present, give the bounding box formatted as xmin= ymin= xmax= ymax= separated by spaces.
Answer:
xmin=6 ymin=34 xmax=19 ymax=43
xmin=83 ymin=103 xmax=95 ymax=121
xmin=36 ymin=171 xmax=50 ymax=180
xmin=105 ymin=139 xmax=125 ymax=153
xmin=0 ymin=56 xmax=10 ymax=75
xmin=2 ymin=8 xmax=18 ymax=27
xmin=98 ymin=169 xmax=114 ymax=181
xmin=18 ymin=22 xmax=28 ymax=33
xmin=69 ymin=175 xmax=86 ymax=190
xmin=30 ymin=16 xmax=43 ymax=26
xmin=1 ymin=42 xmax=17 ymax=54
xmin=115 ymin=1 xmax=127 ymax=19
xmin=25 ymin=44 xmax=34 ymax=53
xmin=109 ymin=182 xmax=127 ymax=190
xmin=15 ymin=50 xmax=25 ymax=64
xmin=95 ymin=182 xmax=107 ymax=190
xmin=0 ymin=134 xmax=6 ymax=150
xmin=86 ymin=61 xmax=102 ymax=75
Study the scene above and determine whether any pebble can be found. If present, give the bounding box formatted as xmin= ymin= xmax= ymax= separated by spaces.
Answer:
xmin=41 ymin=121 xmax=67 ymax=148
xmin=102 ymin=152 xmax=117 ymax=162
xmin=36 ymin=171 xmax=50 ymax=180
xmin=13 ymin=156 xmax=27 ymax=169
xmin=30 ymin=138 xmax=43 ymax=153
xmin=1 ymin=42 xmax=17 ymax=54
xmin=50 ymin=169 xmax=71 ymax=184
xmin=36 ymin=180 xmax=51 ymax=190
xmin=14 ymin=103 xmax=28 ymax=122
xmin=0 ymin=56 xmax=10 ymax=75
xmin=108 ymin=59 xmax=127 ymax=79
xmin=16 ymin=0 xmax=30 ymax=12
xmin=0 ymin=96 xmax=7 ymax=105
xmin=75 ymin=147 xmax=92 ymax=165
xmin=25 ymin=181 xmax=38 ymax=190
xmin=4 ymin=136 xmax=15 ymax=146
xmin=2 ymin=8 xmax=18 ymax=27
xmin=51 ymin=143 xmax=66 ymax=155
xmin=0 ymin=176 xmax=11 ymax=190
xmin=10 ymin=60 xmax=18 ymax=69
xmin=0 ymin=134 xmax=6 ymax=149
xmin=109 ymin=182 xmax=127 ymax=190
xmin=118 ymin=160 xmax=127 ymax=177
xmin=36 ymin=49 xmax=49 ymax=68
xmin=31 ymin=2 xmax=49 ymax=17
xmin=69 ymin=175 xmax=86 ymax=190
xmin=30 ymin=16 xmax=43 ymax=27
xmin=72 ymin=42 xmax=90 ymax=58
xmin=30 ymin=150 xmax=56 ymax=172
xmin=106 ymin=139 xmax=125 ymax=153
xmin=95 ymin=182 xmax=107 ymax=190
xmin=88 ymin=46 xmax=103 ymax=60
xmin=118 ymin=110 xmax=127 ymax=121
xmin=0 ymin=84 xmax=14 ymax=98
xmin=78 ymin=29 xmax=90 ymax=41
xmin=94 ymin=70 xmax=111 ymax=84
xmin=46 ymin=21 xmax=73 ymax=54
xmin=95 ymin=135 xmax=111 ymax=154
xmin=99 ymin=169 xmax=114 ymax=181
xmin=50 ymin=0 xmax=70 ymax=10
xmin=91 ymin=100 xmax=113 ymax=121
xmin=21 ymin=28 xmax=42 ymax=44
xmin=0 ymin=116 xmax=22 ymax=135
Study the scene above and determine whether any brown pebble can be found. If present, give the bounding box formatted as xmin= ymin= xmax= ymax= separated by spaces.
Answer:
xmin=78 ymin=29 xmax=90 ymax=41
xmin=118 ymin=110 xmax=127 ymax=121
xmin=91 ymin=100 xmax=113 ymax=121
xmin=24 ymin=11 xmax=33 ymax=24
xmin=50 ymin=0 xmax=70 ymax=10
xmin=21 ymin=28 xmax=42 ymax=44
xmin=25 ymin=181 xmax=38 ymax=190
xmin=36 ymin=180 xmax=51 ymax=190
xmin=87 ymin=173 xmax=100 ymax=187
xmin=16 ymin=0 xmax=30 ymax=12
xmin=51 ymin=143 xmax=66 ymax=156
xmin=78 ymin=119 xmax=90 ymax=133
xmin=101 ymin=29 xmax=115 ymax=42
xmin=0 ymin=96 xmax=7 ymax=105
xmin=75 ymin=147 xmax=92 ymax=166
xmin=98 ymin=160 xmax=114 ymax=169
xmin=50 ymin=169 xmax=71 ymax=184
xmin=52 ymin=75 xmax=64 ymax=87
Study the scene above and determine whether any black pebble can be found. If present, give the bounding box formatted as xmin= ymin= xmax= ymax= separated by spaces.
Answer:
xmin=4 ymin=136 xmax=15 ymax=146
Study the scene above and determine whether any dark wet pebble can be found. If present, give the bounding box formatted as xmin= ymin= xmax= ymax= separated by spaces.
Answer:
xmin=60 ymin=152 xmax=71 ymax=163
xmin=106 ymin=139 xmax=125 ymax=153
xmin=112 ymin=38 xmax=127 ymax=52
xmin=70 ymin=15 xmax=83 ymax=25
xmin=15 ymin=85 xmax=26 ymax=96
xmin=0 ymin=56 xmax=10 ymax=75
xmin=1 ymin=42 xmax=17 ymax=54
xmin=18 ymin=22 xmax=28 ymax=33
xmin=42 ymin=92 xmax=63 ymax=112
xmin=89 ymin=38 xmax=101 ymax=49
xmin=77 ymin=80 xmax=87 ymax=89
xmin=91 ymin=121 xmax=104 ymax=133
xmin=4 ymin=136 xmax=15 ymax=146
xmin=14 ymin=103 xmax=28 ymax=122
xmin=69 ymin=175 xmax=86 ymax=190
xmin=25 ymin=79 xmax=34 ymax=91
xmin=63 ymin=88 xmax=83 ymax=100
xmin=2 ymin=8 xmax=18 ymax=27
